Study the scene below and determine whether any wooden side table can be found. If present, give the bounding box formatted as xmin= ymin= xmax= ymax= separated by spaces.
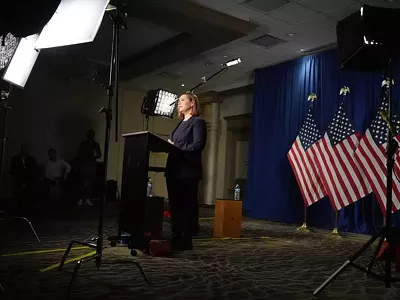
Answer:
xmin=213 ymin=199 xmax=242 ymax=238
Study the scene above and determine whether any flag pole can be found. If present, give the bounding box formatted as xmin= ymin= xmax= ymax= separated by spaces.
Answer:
xmin=296 ymin=92 xmax=318 ymax=233
xmin=297 ymin=206 xmax=309 ymax=232
xmin=329 ymin=86 xmax=351 ymax=237
xmin=330 ymin=211 xmax=341 ymax=236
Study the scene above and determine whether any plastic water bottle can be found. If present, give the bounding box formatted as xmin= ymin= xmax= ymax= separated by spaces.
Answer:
xmin=147 ymin=178 xmax=153 ymax=197
xmin=234 ymin=184 xmax=240 ymax=200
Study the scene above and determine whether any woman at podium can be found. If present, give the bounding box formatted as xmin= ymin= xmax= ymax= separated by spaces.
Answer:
xmin=166 ymin=92 xmax=207 ymax=250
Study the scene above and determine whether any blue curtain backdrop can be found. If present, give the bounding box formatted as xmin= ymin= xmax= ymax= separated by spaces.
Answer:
xmin=245 ymin=49 xmax=400 ymax=234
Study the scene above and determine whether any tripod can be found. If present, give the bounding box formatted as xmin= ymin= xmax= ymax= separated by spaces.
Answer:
xmin=58 ymin=3 xmax=148 ymax=298
xmin=313 ymin=59 xmax=399 ymax=296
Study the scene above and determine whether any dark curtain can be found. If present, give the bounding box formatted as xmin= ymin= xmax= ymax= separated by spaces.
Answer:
xmin=246 ymin=49 xmax=400 ymax=234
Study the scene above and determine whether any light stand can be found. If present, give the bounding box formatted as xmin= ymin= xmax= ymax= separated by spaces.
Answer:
xmin=58 ymin=3 xmax=148 ymax=298
xmin=0 ymin=86 xmax=12 ymax=195
xmin=313 ymin=59 xmax=399 ymax=295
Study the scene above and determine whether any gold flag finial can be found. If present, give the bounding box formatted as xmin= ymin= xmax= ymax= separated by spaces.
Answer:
xmin=340 ymin=86 xmax=350 ymax=96
xmin=308 ymin=93 xmax=317 ymax=102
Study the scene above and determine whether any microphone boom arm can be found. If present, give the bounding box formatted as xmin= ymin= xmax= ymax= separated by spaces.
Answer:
xmin=170 ymin=65 xmax=227 ymax=106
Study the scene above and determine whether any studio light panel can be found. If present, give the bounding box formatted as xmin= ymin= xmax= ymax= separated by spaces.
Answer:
xmin=142 ymin=89 xmax=178 ymax=118
xmin=154 ymin=90 xmax=177 ymax=117
xmin=2 ymin=34 xmax=40 ymax=88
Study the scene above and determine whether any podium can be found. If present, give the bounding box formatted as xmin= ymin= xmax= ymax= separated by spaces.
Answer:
xmin=108 ymin=131 xmax=173 ymax=249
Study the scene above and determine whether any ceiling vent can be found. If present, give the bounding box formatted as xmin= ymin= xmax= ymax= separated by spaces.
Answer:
xmin=249 ymin=34 xmax=287 ymax=49
xmin=156 ymin=72 xmax=183 ymax=80
xmin=242 ymin=0 xmax=289 ymax=13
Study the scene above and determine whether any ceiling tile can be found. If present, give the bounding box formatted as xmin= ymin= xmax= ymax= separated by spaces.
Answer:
xmin=227 ymin=4 xmax=266 ymax=21
xmin=299 ymin=0 xmax=358 ymax=13
xmin=266 ymin=27 xmax=335 ymax=50
xmin=228 ymin=41 xmax=274 ymax=58
xmin=293 ymin=30 xmax=337 ymax=49
xmin=243 ymin=0 xmax=290 ymax=13
xmin=325 ymin=3 xmax=362 ymax=21
xmin=253 ymin=14 xmax=291 ymax=31
xmin=290 ymin=14 xmax=336 ymax=35
xmin=265 ymin=14 xmax=336 ymax=44
xmin=268 ymin=3 xmax=321 ymax=25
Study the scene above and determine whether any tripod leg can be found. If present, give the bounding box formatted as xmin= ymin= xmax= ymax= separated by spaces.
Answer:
xmin=59 ymin=242 xmax=75 ymax=270
xmin=133 ymin=260 xmax=150 ymax=284
xmin=12 ymin=217 xmax=40 ymax=243
xmin=367 ymin=236 xmax=385 ymax=272
xmin=65 ymin=253 xmax=98 ymax=299
xmin=313 ymin=260 xmax=350 ymax=296
xmin=66 ymin=259 xmax=83 ymax=300
xmin=313 ymin=233 xmax=380 ymax=296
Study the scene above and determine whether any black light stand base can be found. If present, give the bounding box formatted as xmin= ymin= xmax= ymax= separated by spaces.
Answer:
xmin=313 ymin=226 xmax=400 ymax=296
xmin=59 ymin=240 xmax=149 ymax=299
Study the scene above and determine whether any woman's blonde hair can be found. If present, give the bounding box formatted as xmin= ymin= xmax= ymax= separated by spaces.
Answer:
xmin=178 ymin=92 xmax=201 ymax=119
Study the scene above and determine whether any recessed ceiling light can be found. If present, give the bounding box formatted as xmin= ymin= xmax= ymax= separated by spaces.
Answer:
xmin=300 ymin=49 xmax=305 ymax=52
xmin=223 ymin=55 xmax=229 ymax=58
xmin=287 ymin=33 xmax=296 ymax=37
xmin=181 ymin=84 xmax=185 ymax=87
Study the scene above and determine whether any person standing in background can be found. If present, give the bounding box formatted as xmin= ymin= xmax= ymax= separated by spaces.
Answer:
xmin=77 ymin=129 xmax=101 ymax=206
xmin=44 ymin=148 xmax=71 ymax=204
xmin=10 ymin=144 xmax=37 ymax=211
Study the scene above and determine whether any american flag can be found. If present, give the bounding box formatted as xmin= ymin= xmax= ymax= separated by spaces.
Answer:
xmin=287 ymin=106 xmax=326 ymax=206
xmin=313 ymin=102 xmax=371 ymax=210
xmin=354 ymin=95 xmax=400 ymax=214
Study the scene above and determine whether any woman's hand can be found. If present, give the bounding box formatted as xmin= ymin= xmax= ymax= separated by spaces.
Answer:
xmin=168 ymin=139 xmax=174 ymax=145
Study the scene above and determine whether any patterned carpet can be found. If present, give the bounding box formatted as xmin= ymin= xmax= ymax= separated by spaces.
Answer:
xmin=0 ymin=203 xmax=399 ymax=300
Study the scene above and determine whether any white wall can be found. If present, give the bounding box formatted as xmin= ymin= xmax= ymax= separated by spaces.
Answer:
xmin=216 ymin=86 xmax=253 ymax=199
xmin=220 ymin=88 xmax=253 ymax=118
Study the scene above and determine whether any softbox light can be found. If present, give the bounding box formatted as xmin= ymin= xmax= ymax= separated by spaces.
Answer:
xmin=2 ymin=34 xmax=40 ymax=88
xmin=336 ymin=5 xmax=400 ymax=71
xmin=142 ymin=89 xmax=178 ymax=118
xmin=35 ymin=0 xmax=110 ymax=49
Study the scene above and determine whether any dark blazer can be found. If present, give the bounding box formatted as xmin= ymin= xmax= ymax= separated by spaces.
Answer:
xmin=165 ymin=116 xmax=207 ymax=180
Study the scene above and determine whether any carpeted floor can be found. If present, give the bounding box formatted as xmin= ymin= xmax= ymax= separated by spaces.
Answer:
xmin=0 ymin=202 xmax=399 ymax=300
